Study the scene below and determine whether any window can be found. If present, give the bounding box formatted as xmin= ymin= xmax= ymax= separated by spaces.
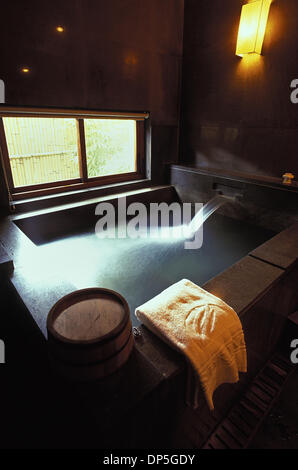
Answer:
xmin=3 ymin=117 xmax=80 ymax=187
xmin=84 ymin=119 xmax=136 ymax=178
xmin=0 ymin=107 xmax=147 ymax=199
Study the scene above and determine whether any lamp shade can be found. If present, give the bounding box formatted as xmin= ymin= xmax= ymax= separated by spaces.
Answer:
xmin=236 ymin=0 xmax=272 ymax=57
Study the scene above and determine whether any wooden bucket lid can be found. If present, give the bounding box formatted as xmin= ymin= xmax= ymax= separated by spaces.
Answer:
xmin=47 ymin=288 xmax=130 ymax=346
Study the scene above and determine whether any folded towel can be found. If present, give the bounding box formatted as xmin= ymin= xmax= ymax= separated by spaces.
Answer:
xmin=135 ymin=279 xmax=247 ymax=410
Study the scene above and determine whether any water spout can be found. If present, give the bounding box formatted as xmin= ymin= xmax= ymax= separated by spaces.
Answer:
xmin=186 ymin=195 xmax=235 ymax=238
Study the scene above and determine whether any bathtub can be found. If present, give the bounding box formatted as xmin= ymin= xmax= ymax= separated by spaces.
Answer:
xmin=0 ymin=181 xmax=297 ymax=448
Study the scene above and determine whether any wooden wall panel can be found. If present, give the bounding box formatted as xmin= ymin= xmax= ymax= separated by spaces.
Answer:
xmin=180 ymin=0 xmax=298 ymax=179
xmin=0 ymin=0 xmax=185 ymax=209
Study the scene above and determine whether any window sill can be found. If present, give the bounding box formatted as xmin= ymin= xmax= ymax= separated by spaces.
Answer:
xmin=12 ymin=177 xmax=152 ymax=214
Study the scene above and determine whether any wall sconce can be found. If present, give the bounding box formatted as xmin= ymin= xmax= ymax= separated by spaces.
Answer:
xmin=236 ymin=0 xmax=272 ymax=57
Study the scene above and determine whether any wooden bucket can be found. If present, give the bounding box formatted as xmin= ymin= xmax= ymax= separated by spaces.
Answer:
xmin=47 ymin=288 xmax=134 ymax=381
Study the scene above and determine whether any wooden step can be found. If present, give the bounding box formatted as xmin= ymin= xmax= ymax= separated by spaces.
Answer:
xmin=202 ymin=352 xmax=295 ymax=449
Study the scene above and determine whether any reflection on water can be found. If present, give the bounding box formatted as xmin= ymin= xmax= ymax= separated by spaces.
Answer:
xmin=19 ymin=213 xmax=275 ymax=327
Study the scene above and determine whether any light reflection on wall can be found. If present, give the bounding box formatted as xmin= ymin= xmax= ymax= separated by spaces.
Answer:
xmin=236 ymin=51 xmax=265 ymax=75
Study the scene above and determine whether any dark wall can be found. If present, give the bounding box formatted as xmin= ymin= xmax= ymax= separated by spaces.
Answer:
xmin=180 ymin=0 xmax=298 ymax=179
xmin=0 ymin=0 xmax=184 ymax=195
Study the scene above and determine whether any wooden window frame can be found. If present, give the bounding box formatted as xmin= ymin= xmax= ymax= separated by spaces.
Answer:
xmin=0 ymin=106 xmax=148 ymax=200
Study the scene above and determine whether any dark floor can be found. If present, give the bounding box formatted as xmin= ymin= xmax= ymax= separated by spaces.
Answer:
xmin=249 ymin=368 xmax=298 ymax=449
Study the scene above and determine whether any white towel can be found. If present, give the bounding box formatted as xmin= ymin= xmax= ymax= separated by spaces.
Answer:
xmin=135 ymin=279 xmax=247 ymax=410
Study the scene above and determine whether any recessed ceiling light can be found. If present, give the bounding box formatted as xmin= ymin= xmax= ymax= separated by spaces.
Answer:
xmin=56 ymin=26 xmax=65 ymax=33
xmin=21 ymin=67 xmax=30 ymax=73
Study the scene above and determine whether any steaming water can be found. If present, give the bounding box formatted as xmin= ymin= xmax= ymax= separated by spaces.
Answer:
xmin=131 ymin=194 xmax=235 ymax=241
xmin=16 ymin=195 xmax=275 ymax=329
